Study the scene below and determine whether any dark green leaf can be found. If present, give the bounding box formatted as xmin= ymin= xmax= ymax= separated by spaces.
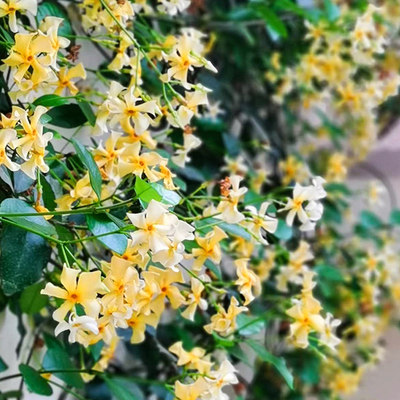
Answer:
xmin=42 ymin=334 xmax=84 ymax=388
xmin=19 ymin=281 xmax=48 ymax=314
xmin=0 ymin=198 xmax=56 ymax=236
xmin=86 ymin=213 xmax=128 ymax=255
xmin=40 ymin=174 xmax=57 ymax=211
xmin=105 ymin=377 xmax=144 ymax=400
xmin=246 ymin=339 xmax=294 ymax=389
xmin=0 ymin=356 xmax=8 ymax=372
xmin=0 ymin=225 xmax=51 ymax=295
xmin=19 ymin=364 xmax=52 ymax=396
xmin=72 ymin=139 xmax=102 ymax=200
xmin=76 ymin=99 xmax=96 ymax=126
xmin=47 ymin=104 xmax=88 ymax=128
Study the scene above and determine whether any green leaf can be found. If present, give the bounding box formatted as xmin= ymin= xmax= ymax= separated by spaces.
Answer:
xmin=323 ymin=0 xmax=340 ymax=21
xmin=40 ymin=174 xmax=57 ymax=211
xmin=47 ymin=104 xmax=88 ymax=128
xmin=18 ymin=364 xmax=53 ymax=396
xmin=152 ymin=183 xmax=181 ymax=206
xmin=204 ymin=259 xmax=222 ymax=280
xmin=0 ymin=225 xmax=51 ymax=295
xmin=0 ymin=198 xmax=56 ymax=237
xmin=315 ymin=265 xmax=344 ymax=282
xmin=359 ymin=210 xmax=383 ymax=230
xmin=37 ymin=1 xmax=73 ymax=37
xmin=246 ymin=339 xmax=294 ymax=389
xmin=228 ymin=345 xmax=251 ymax=367
xmin=33 ymin=94 xmax=70 ymax=108
xmin=19 ymin=281 xmax=48 ymax=314
xmin=19 ymin=364 xmax=53 ymax=396
xmin=76 ymin=98 xmax=96 ymax=126
xmin=273 ymin=0 xmax=309 ymax=18
xmin=390 ymin=209 xmax=400 ymax=225
xmin=42 ymin=334 xmax=84 ymax=388
xmin=86 ymin=213 xmax=128 ymax=255
xmin=72 ymin=139 xmax=102 ymax=200
xmin=105 ymin=377 xmax=144 ymax=400
xmin=250 ymin=1 xmax=288 ymax=38
xmin=237 ymin=314 xmax=265 ymax=336
xmin=212 ymin=332 xmax=235 ymax=348
xmin=135 ymin=176 xmax=162 ymax=204
xmin=0 ymin=356 xmax=8 ymax=372
xmin=274 ymin=219 xmax=293 ymax=241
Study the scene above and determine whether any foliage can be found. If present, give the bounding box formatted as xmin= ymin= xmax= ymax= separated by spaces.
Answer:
xmin=0 ymin=1 xmax=400 ymax=400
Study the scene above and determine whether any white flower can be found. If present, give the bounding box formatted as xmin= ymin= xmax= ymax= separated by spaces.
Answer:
xmin=172 ymin=133 xmax=202 ymax=168
xmin=216 ymin=175 xmax=247 ymax=224
xmin=319 ymin=313 xmax=341 ymax=351
xmin=280 ymin=178 xmax=326 ymax=231
xmin=157 ymin=0 xmax=190 ymax=16
xmin=245 ymin=202 xmax=278 ymax=244
xmin=55 ymin=313 xmax=99 ymax=344
xmin=204 ymin=360 xmax=238 ymax=400
xmin=128 ymin=200 xmax=173 ymax=253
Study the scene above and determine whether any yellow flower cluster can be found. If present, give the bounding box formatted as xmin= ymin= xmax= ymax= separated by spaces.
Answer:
xmin=270 ymin=2 xmax=400 ymax=174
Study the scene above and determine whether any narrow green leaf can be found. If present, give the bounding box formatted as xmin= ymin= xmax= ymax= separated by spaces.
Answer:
xmin=76 ymin=98 xmax=96 ymax=126
xmin=72 ymin=139 xmax=102 ymax=200
xmin=246 ymin=339 xmax=294 ymax=389
xmin=19 ymin=364 xmax=53 ymax=396
xmin=86 ymin=213 xmax=128 ymax=255
xmin=0 ymin=198 xmax=56 ymax=236
xmin=250 ymin=2 xmax=288 ymax=38
xmin=33 ymin=94 xmax=70 ymax=108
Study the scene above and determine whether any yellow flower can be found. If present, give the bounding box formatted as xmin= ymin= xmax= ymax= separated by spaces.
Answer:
xmin=168 ymin=341 xmax=212 ymax=374
xmin=0 ymin=128 xmax=19 ymax=171
xmin=0 ymin=0 xmax=37 ymax=32
xmin=192 ymin=226 xmax=227 ymax=271
xmin=144 ymin=266 xmax=185 ymax=313
xmin=41 ymin=266 xmax=102 ymax=322
xmin=234 ymin=258 xmax=261 ymax=305
xmin=54 ymin=63 xmax=86 ymax=96
xmin=126 ymin=311 xmax=159 ymax=344
xmin=181 ymin=278 xmax=207 ymax=321
xmin=174 ymin=378 xmax=208 ymax=400
xmin=119 ymin=142 xmax=165 ymax=182
xmin=3 ymin=32 xmax=52 ymax=84
xmin=204 ymin=296 xmax=247 ymax=337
